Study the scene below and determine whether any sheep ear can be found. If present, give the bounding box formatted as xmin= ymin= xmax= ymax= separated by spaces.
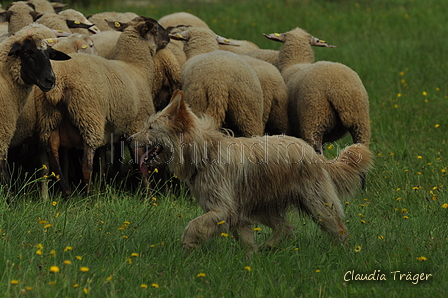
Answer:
xmin=8 ymin=42 xmax=21 ymax=57
xmin=263 ymin=33 xmax=286 ymax=43
xmin=216 ymin=35 xmax=240 ymax=46
xmin=52 ymin=2 xmax=68 ymax=13
xmin=30 ymin=11 xmax=43 ymax=21
xmin=0 ymin=10 xmax=13 ymax=23
xmin=169 ymin=32 xmax=188 ymax=41
xmin=66 ymin=19 xmax=94 ymax=29
xmin=107 ymin=20 xmax=129 ymax=32
xmin=310 ymin=36 xmax=336 ymax=48
xmin=47 ymin=48 xmax=72 ymax=61
xmin=136 ymin=21 xmax=155 ymax=38
xmin=26 ymin=3 xmax=36 ymax=10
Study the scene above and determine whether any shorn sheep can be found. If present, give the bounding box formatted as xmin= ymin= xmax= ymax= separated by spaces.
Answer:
xmin=0 ymin=24 xmax=70 ymax=199
xmin=36 ymin=16 xmax=170 ymax=195
xmin=264 ymin=27 xmax=371 ymax=154
xmin=170 ymin=27 xmax=264 ymax=137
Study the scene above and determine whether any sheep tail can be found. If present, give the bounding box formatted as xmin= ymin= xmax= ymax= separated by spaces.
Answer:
xmin=324 ymin=143 xmax=373 ymax=198
xmin=205 ymin=81 xmax=228 ymax=125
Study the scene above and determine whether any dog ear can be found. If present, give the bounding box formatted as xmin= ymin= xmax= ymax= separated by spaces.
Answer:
xmin=166 ymin=90 xmax=192 ymax=131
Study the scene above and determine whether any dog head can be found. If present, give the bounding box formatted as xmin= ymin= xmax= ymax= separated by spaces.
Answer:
xmin=129 ymin=90 xmax=194 ymax=173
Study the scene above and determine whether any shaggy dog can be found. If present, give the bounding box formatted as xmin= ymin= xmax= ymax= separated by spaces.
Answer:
xmin=129 ymin=90 xmax=373 ymax=254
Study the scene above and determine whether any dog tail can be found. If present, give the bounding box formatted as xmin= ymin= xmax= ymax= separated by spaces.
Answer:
xmin=324 ymin=143 xmax=373 ymax=198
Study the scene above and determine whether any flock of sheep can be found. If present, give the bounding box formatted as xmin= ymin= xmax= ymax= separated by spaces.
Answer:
xmin=0 ymin=0 xmax=371 ymax=200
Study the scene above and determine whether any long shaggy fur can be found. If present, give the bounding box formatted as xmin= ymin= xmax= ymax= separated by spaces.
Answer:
xmin=131 ymin=90 xmax=373 ymax=254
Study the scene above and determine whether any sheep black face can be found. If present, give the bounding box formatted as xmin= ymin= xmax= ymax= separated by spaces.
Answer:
xmin=8 ymin=36 xmax=71 ymax=92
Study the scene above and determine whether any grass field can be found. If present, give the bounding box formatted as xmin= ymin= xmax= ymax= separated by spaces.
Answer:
xmin=0 ymin=0 xmax=447 ymax=297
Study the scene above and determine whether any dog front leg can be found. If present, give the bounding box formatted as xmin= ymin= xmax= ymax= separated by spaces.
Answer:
xmin=181 ymin=210 xmax=229 ymax=252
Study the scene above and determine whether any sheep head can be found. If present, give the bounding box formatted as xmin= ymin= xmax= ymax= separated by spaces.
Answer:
xmin=107 ymin=17 xmax=170 ymax=51
xmin=263 ymin=29 xmax=336 ymax=48
xmin=8 ymin=35 xmax=71 ymax=92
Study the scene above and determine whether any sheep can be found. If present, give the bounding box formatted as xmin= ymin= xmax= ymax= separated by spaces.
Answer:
xmin=243 ymin=48 xmax=279 ymax=66
xmin=58 ymin=9 xmax=100 ymax=34
xmin=0 ymin=23 xmax=70 ymax=200
xmin=47 ymin=33 xmax=98 ymax=55
xmin=27 ymin=0 xmax=67 ymax=13
xmin=90 ymin=30 xmax=121 ymax=59
xmin=36 ymin=10 xmax=99 ymax=35
xmin=170 ymin=27 xmax=264 ymax=137
xmin=0 ymin=2 xmax=42 ymax=36
xmin=158 ymin=12 xmax=209 ymax=29
xmin=264 ymin=27 xmax=371 ymax=155
xmin=240 ymin=55 xmax=289 ymax=135
xmin=87 ymin=11 xmax=139 ymax=32
xmin=36 ymin=16 xmax=170 ymax=195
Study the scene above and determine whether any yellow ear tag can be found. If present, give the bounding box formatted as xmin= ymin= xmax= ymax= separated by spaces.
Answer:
xmin=320 ymin=40 xmax=326 ymax=43
xmin=81 ymin=45 xmax=88 ymax=49
xmin=47 ymin=39 xmax=54 ymax=43
xmin=74 ymin=21 xmax=80 ymax=24
xmin=57 ymin=30 xmax=63 ymax=33
xmin=114 ymin=22 xmax=120 ymax=28
xmin=224 ymin=39 xmax=229 ymax=42
xmin=274 ymin=33 xmax=281 ymax=36
xmin=176 ymin=33 xmax=183 ymax=38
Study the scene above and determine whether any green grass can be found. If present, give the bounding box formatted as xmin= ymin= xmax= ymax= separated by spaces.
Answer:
xmin=1 ymin=0 xmax=447 ymax=297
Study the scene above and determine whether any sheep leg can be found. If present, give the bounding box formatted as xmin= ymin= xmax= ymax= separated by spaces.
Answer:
xmin=81 ymin=142 xmax=95 ymax=195
xmin=47 ymin=130 xmax=71 ymax=197
xmin=0 ymin=155 xmax=13 ymax=205
xmin=39 ymin=147 xmax=50 ymax=201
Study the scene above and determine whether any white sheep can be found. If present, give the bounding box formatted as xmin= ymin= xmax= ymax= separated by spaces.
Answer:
xmin=158 ymin=12 xmax=209 ymax=29
xmin=0 ymin=2 xmax=42 ymax=36
xmin=27 ymin=0 xmax=67 ymax=13
xmin=36 ymin=17 xmax=170 ymax=195
xmin=240 ymin=55 xmax=289 ymax=135
xmin=0 ymin=24 xmax=70 ymax=197
xmin=264 ymin=27 xmax=371 ymax=154
xmin=87 ymin=11 xmax=139 ymax=32
xmin=90 ymin=30 xmax=121 ymax=59
xmin=170 ymin=27 xmax=265 ymax=137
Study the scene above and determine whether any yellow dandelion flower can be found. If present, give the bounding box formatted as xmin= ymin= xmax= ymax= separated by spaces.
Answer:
xmin=217 ymin=220 xmax=225 ymax=225
xmin=442 ymin=168 xmax=446 ymax=173
xmin=39 ymin=220 xmax=47 ymax=225
xmin=48 ymin=281 xmax=56 ymax=285
xmin=417 ymin=156 xmax=422 ymax=159
xmin=131 ymin=253 xmax=139 ymax=257
xmin=396 ymin=197 xmax=402 ymax=201
xmin=52 ymin=201 xmax=57 ymax=206
xmin=358 ymin=213 xmax=364 ymax=218
xmin=401 ymin=208 xmax=408 ymax=214
xmin=49 ymin=250 xmax=56 ymax=257
xmin=25 ymin=286 xmax=33 ymax=291
xmin=442 ymin=203 xmax=448 ymax=208
xmin=150 ymin=245 xmax=155 ymax=248
xmin=64 ymin=246 xmax=72 ymax=251
xmin=294 ymin=247 xmax=299 ymax=250
xmin=75 ymin=256 xmax=82 ymax=260
xmin=63 ymin=260 xmax=72 ymax=265
xmin=49 ymin=266 xmax=60 ymax=273
xmin=154 ymin=168 xmax=159 ymax=173
xmin=253 ymin=227 xmax=262 ymax=231
xmin=422 ymin=91 xmax=427 ymax=96
xmin=315 ymin=269 xmax=321 ymax=272
xmin=403 ymin=216 xmax=409 ymax=219
xmin=10 ymin=279 xmax=19 ymax=285
xmin=397 ymin=93 xmax=402 ymax=97
xmin=244 ymin=266 xmax=251 ymax=271
xmin=394 ymin=104 xmax=399 ymax=108
xmin=73 ymin=284 xmax=79 ymax=288
xmin=360 ymin=220 xmax=366 ymax=224
xmin=44 ymin=224 xmax=52 ymax=229
xmin=126 ymin=258 xmax=132 ymax=264
xmin=416 ymin=256 xmax=427 ymax=261
xmin=197 ymin=273 xmax=206 ymax=277
xmin=399 ymin=71 xmax=405 ymax=76
xmin=42 ymin=164 xmax=48 ymax=169
xmin=354 ymin=246 xmax=362 ymax=252
xmin=327 ymin=144 xmax=333 ymax=150
xmin=140 ymin=284 xmax=148 ymax=288
xmin=80 ymin=266 xmax=90 ymax=272
xmin=83 ymin=288 xmax=89 ymax=294
xmin=122 ymin=235 xmax=129 ymax=239
xmin=412 ymin=186 xmax=421 ymax=190
xmin=221 ymin=233 xmax=229 ymax=237
xmin=152 ymin=283 xmax=159 ymax=288
xmin=106 ymin=275 xmax=113 ymax=281
xmin=36 ymin=249 xmax=43 ymax=255
xmin=417 ymin=172 xmax=422 ymax=175
xmin=378 ymin=235 xmax=384 ymax=240
xmin=345 ymin=202 xmax=349 ymax=205
xmin=435 ymin=124 xmax=440 ymax=128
